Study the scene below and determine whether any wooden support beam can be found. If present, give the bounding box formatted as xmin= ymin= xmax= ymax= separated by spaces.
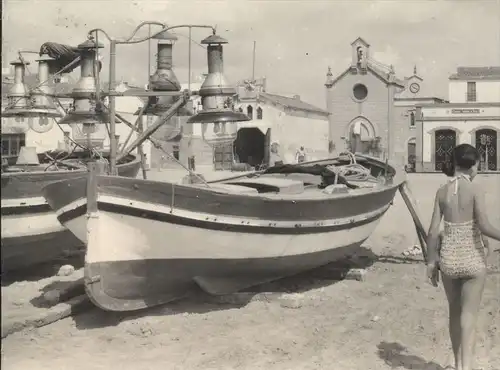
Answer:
xmin=398 ymin=181 xmax=428 ymax=261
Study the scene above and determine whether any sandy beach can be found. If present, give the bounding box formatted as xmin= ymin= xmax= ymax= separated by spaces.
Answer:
xmin=2 ymin=172 xmax=499 ymax=370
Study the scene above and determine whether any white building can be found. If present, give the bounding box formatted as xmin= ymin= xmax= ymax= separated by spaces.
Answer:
xmin=416 ymin=67 xmax=500 ymax=172
xmin=160 ymin=77 xmax=330 ymax=171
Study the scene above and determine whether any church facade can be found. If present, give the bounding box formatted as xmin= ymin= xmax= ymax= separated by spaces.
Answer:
xmin=325 ymin=37 xmax=445 ymax=168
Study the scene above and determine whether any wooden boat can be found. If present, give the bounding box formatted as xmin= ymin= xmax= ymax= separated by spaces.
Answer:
xmin=42 ymin=153 xmax=404 ymax=312
xmin=1 ymin=149 xmax=141 ymax=272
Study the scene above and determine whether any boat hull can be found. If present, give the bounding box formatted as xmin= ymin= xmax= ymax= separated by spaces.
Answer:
xmin=43 ymin=162 xmax=401 ymax=311
xmin=1 ymin=155 xmax=141 ymax=272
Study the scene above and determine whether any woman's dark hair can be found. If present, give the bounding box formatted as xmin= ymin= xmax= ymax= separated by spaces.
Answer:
xmin=442 ymin=143 xmax=480 ymax=176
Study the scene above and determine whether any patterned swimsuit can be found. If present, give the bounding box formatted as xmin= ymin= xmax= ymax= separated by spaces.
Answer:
xmin=439 ymin=175 xmax=487 ymax=279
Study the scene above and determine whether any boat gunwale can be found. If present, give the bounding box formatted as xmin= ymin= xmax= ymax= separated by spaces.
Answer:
xmin=1 ymin=153 xmax=141 ymax=179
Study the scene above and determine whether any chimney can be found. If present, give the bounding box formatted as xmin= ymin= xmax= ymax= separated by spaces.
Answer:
xmin=293 ymin=94 xmax=300 ymax=100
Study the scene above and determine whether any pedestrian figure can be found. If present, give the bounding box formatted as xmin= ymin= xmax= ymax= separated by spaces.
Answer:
xmin=426 ymin=143 xmax=500 ymax=370
xmin=295 ymin=146 xmax=307 ymax=163
xmin=269 ymin=141 xmax=283 ymax=167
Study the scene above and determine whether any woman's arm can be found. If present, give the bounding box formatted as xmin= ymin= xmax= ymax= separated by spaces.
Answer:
xmin=473 ymin=185 xmax=500 ymax=241
xmin=426 ymin=189 xmax=443 ymax=265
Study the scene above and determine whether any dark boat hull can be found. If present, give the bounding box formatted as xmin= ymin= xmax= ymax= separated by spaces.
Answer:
xmin=42 ymin=155 xmax=403 ymax=311
xmin=1 ymin=154 xmax=141 ymax=272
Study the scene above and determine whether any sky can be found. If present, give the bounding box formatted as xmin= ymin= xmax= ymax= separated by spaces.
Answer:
xmin=2 ymin=0 xmax=500 ymax=107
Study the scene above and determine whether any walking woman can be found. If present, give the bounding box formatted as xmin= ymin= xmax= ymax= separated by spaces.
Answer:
xmin=426 ymin=144 xmax=500 ymax=370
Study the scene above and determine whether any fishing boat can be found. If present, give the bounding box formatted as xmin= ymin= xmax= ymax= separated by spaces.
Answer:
xmin=42 ymin=153 xmax=404 ymax=311
xmin=1 ymin=147 xmax=141 ymax=272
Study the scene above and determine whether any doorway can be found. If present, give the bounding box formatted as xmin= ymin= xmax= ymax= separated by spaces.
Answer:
xmin=434 ymin=129 xmax=456 ymax=171
xmin=407 ymin=137 xmax=416 ymax=172
xmin=233 ymin=127 xmax=266 ymax=167
xmin=475 ymin=129 xmax=497 ymax=171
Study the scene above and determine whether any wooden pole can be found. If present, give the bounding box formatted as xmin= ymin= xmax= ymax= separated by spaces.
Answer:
xmin=119 ymin=106 xmax=146 ymax=154
xmin=398 ymin=181 xmax=428 ymax=261
xmin=137 ymin=121 xmax=148 ymax=179
xmin=108 ymin=41 xmax=118 ymax=175
xmin=252 ymin=41 xmax=256 ymax=81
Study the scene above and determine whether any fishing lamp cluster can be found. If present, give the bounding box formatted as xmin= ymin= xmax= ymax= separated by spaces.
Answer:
xmin=1 ymin=55 xmax=64 ymax=133
xmin=2 ymin=26 xmax=250 ymax=146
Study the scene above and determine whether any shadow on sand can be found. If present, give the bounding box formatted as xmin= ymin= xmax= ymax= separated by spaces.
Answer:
xmin=377 ymin=342 xmax=446 ymax=370
xmin=29 ymin=279 xmax=85 ymax=308
xmin=70 ymin=247 xmax=426 ymax=331
xmin=1 ymin=252 xmax=84 ymax=287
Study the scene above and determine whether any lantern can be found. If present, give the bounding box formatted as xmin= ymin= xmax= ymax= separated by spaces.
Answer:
xmin=187 ymin=33 xmax=249 ymax=146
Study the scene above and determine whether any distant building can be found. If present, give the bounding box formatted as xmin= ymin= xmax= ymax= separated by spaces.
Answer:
xmin=232 ymin=78 xmax=330 ymax=168
xmin=180 ymin=76 xmax=330 ymax=170
xmin=325 ymin=37 xmax=446 ymax=169
xmin=416 ymin=67 xmax=500 ymax=172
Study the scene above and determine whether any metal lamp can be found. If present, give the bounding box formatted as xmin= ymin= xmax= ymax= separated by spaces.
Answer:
xmin=28 ymin=53 xmax=64 ymax=133
xmin=1 ymin=59 xmax=32 ymax=124
xmin=136 ymin=29 xmax=192 ymax=118
xmin=59 ymin=38 xmax=119 ymax=129
xmin=187 ymin=33 xmax=249 ymax=146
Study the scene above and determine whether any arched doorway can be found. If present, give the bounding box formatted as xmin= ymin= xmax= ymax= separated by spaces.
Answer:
xmin=233 ymin=127 xmax=266 ymax=167
xmin=407 ymin=137 xmax=416 ymax=172
xmin=475 ymin=129 xmax=497 ymax=171
xmin=434 ymin=129 xmax=456 ymax=171
xmin=346 ymin=117 xmax=377 ymax=155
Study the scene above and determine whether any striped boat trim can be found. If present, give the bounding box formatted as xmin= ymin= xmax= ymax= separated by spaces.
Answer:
xmin=57 ymin=195 xmax=391 ymax=235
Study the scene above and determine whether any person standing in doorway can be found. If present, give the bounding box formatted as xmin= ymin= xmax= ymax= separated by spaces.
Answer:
xmin=295 ymin=146 xmax=307 ymax=164
xmin=269 ymin=140 xmax=283 ymax=167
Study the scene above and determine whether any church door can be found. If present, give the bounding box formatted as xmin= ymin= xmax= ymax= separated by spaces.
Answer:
xmin=475 ymin=129 xmax=497 ymax=171
xmin=434 ymin=129 xmax=456 ymax=171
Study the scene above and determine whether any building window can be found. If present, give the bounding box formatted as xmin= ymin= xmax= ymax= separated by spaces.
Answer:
xmin=257 ymin=106 xmax=263 ymax=120
xmin=1 ymin=133 xmax=26 ymax=156
xmin=466 ymin=81 xmax=476 ymax=102
xmin=247 ymin=105 xmax=253 ymax=120
xmin=409 ymin=112 xmax=415 ymax=128
xmin=238 ymin=107 xmax=243 ymax=113
xmin=352 ymin=83 xmax=368 ymax=101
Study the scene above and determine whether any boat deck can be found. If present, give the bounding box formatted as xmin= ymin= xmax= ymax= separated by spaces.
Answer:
xmin=192 ymin=174 xmax=390 ymax=200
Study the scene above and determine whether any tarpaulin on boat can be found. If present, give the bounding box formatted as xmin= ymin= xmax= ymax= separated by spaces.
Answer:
xmin=39 ymin=42 xmax=102 ymax=74
xmin=263 ymin=164 xmax=358 ymax=189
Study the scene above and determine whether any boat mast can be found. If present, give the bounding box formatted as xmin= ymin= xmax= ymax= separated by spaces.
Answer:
xmin=252 ymin=41 xmax=256 ymax=81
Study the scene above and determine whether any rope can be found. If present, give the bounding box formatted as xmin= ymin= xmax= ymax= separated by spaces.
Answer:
xmin=327 ymin=151 xmax=376 ymax=184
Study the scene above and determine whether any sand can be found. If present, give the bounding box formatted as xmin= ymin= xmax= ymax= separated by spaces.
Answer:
xmin=2 ymin=173 xmax=499 ymax=370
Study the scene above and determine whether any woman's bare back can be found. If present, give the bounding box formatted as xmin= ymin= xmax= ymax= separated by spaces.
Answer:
xmin=438 ymin=176 xmax=475 ymax=223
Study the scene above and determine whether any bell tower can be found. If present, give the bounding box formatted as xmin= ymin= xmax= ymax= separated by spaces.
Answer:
xmin=351 ymin=37 xmax=370 ymax=71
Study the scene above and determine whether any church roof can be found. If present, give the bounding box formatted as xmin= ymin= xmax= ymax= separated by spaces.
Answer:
xmin=258 ymin=92 xmax=330 ymax=116
xmin=325 ymin=61 xmax=406 ymax=89
xmin=350 ymin=37 xmax=370 ymax=47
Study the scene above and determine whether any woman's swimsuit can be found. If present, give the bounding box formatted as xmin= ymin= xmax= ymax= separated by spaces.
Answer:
xmin=439 ymin=175 xmax=487 ymax=278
